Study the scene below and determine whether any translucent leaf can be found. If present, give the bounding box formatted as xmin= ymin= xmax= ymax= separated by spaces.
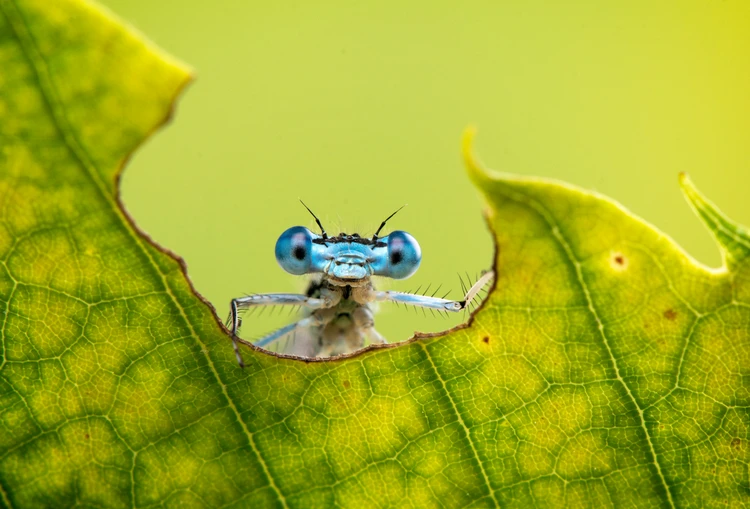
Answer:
xmin=0 ymin=1 xmax=748 ymax=507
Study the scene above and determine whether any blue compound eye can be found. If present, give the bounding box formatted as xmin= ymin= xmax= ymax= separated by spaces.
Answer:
xmin=380 ymin=230 xmax=421 ymax=279
xmin=275 ymin=226 xmax=314 ymax=275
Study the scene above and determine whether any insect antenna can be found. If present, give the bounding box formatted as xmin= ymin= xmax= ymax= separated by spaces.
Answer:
xmin=372 ymin=205 xmax=407 ymax=241
xmin=300 ymin=200 xmax=328 ymax=240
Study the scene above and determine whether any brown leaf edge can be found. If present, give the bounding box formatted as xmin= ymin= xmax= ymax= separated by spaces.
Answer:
xmin=112 ymin=84 xmax=497 ymax=364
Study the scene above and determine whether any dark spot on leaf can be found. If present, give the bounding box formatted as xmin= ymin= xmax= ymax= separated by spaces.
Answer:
xmin=84 ymin=433 xmax=90 ymax=440
xmin=731 ymin=438 xmax=742 ymax=450
xmin=343 ymin=380 xmax=351 ymax=389
xmin=610 ymin=252 xmax=628 ymax=271
xmin=664 ymin=309 xmax=678 ymax=321
xmin=482 ymin=336 xmax=490 ymax=344
xmin=659 ymin=424 xmax=664 ymax=430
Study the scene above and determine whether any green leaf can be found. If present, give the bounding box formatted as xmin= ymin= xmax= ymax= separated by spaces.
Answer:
xmin=1 ymin=1 xmax=748 ymax=507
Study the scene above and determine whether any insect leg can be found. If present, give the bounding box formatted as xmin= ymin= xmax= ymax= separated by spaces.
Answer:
xmin=255 ymin=313 xmax=331 ymax=348
xmin=352 ymin=307 xmax=386 ymax=345
xmin=227 ymin=292 xmax=340 ymax=367
xmin=463 ymin=271 xmax=494 ymax=306
xmin=373 ymin=271 xmax=494 ymax=313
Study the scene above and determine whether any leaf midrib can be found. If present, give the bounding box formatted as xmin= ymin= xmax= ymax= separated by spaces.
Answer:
xmin=489 ymin=183 xmax=677 ymax=508
xmin=419 ymin=342 xmax=500 ymax=506
xmin=0 ymin=1 xmax=288 ymax=507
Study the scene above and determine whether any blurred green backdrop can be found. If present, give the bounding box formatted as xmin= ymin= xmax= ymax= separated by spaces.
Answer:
xmin=100 ymin=0 xmax=749 ymax=347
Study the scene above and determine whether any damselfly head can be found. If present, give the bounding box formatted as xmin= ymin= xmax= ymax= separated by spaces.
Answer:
xmin=275 ymin=226 xmax=422 ymax=282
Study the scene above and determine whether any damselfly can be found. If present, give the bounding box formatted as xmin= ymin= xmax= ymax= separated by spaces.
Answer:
xmin=226 ymin=203 xmax=493 ymax=366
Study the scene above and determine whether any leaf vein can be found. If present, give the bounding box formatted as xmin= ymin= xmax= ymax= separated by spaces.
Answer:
xmin=0 ymin=476 xmax=13 ymax=509
xmin=495 ymin=187 xmax=677 ymax=508
xmin=418 ymin=342 xmax=500 ymax=507
xmin=0 ymin=2 xmax=289 ymax=506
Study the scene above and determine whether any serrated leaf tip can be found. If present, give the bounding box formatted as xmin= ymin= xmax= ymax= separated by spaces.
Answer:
xmin=461 ymin=125 xmax=493 ymax=188
xmin=680 ymin=173 xmax=750 ymax=269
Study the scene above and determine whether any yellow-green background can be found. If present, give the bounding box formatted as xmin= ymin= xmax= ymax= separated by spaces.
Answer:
xmin=100 ymin=0 xmax=749 ymax=344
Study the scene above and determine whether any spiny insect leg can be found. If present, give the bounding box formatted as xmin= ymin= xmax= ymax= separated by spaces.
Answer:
xmin=227 ymin=292 xmax=338 ymax=367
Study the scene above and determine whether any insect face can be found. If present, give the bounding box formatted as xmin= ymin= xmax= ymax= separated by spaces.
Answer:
xmin=275 ymin=227 xmax=422 ymax=282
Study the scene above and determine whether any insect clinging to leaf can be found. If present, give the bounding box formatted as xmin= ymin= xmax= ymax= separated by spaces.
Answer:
xmin=226 ymin=203 xmax=493 ymax=366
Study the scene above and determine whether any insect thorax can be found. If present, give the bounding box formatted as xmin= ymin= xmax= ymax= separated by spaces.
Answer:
xmin=305 ymin=276 xmax=375 ymax=307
